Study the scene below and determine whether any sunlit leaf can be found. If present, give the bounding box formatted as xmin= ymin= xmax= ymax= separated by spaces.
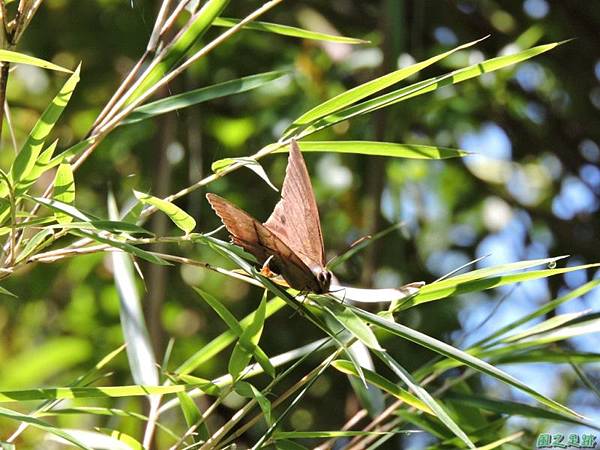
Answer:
xmin=212 ymin=17 xmax=368 ymax=44
xmin=0 ymin=49 xmax=72 ymax=73
xmin=128 ymin=0 xmax=230 ymax=103
xmin=134 ymin=190 xmax=196 ymax=233
xmin=11 ymin=66 xmax=80 ymax=187
xmin=288 ymin=37 xmax=487 ymax=130
xmin=332 ymin=360 xmax=433 ymax=414
xmin=53 ymin=164 xmax=75 ymax=224
xmin=212 ymin=157 xmax=279 ymax=191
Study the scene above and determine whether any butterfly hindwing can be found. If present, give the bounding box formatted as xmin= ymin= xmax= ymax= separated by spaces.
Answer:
xmin=206 ymin=193 xmax=323 ymax=292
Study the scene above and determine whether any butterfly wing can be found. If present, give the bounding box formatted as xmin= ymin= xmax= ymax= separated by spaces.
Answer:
xmin=206 ymin=193 xmax=323 ymax=292
xmin=264 ymin=140 xmax=326 ymax=270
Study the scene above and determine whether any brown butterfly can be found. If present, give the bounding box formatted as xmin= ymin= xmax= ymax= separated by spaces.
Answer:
xmin=206 ymin=140 xmax=333 ymax=294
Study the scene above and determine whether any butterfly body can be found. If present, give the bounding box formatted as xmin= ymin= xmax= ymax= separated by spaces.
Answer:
xmin=207 ymin=140 xmax=332 ymax=294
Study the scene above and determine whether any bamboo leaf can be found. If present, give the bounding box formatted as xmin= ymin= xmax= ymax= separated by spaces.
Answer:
xmin=212 ymin=157 xmax=279 ymax=191
xmin=123 ymin=71 xmax=288 ymax=125
xmin=229 ymin=291 xmax=269 ymax=380
xmin=0 ymin=49 xmax=72 ymax=73
xmin=177 ymin=391 xmax=208 ymax=443
xmin=235 ymin=381 xmax=272 ymax=425
xmin=212 ymin=17 xmax=368 ymax=44
xmin=193 ymin=288 xmax=274 ymax=378
xmin=128 ymin=0 xmax=230 ymax=103
xmin=401 ymin=263 xmax=600 ymax=309
xmin=0 ymin=385 xmax=188 ymax=402
xmin=275 ymin=140 xmax=468 ymax=159
xmin=348 ymin=303 xmax=582 ymax=419
xmin=294 ymin=41 xmax=564 ymax=138
xmin=108 ymin=194 xmax=159 ymax=387
xmin=53 ymin=164 xmax=75 ymax=224
xmin=175 ymin=297 xmax=286 ymax=375
xmin=11 ymin=66 xmax=80 ymax=186
xmin=288 ymin=37 xmax=487 ymax=129
xmin=134 ymin=190 xmax=196 ymax=233
xmin=15 ymin=139 xmax=58 ymax=194
xmin=332 ymin=360 xmax=433 ymax=414
xmin=316 ymin=296 xmax=383 ymax=350
xmin=376 ymin=351 xmax=475 ymax=449
xmin=0 ymin=407 xmax=91 ymax=449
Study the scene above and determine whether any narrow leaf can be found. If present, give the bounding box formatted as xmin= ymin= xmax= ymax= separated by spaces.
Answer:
xmin=124 ymin=71 xmax=287 ymax=125
xmin=109 ymin=194 xmax=158 ymax=386
xmin=295 ymin=41 xmax=564 ymax=138
xmin=128 ymin=0 xmax=230 ymax=103
xmin=212 ymin=157 xmax=279 ymax=191
xmin=134 ymin=190 xmax=195 ymax=233
xmin=11 ymin=66 xmax=80 ymax=186
xmin=53 ymin=164 xmax=75 ymax=224
xmin=290 ymin=37 xmax=487 ymax=128
xmin=275 ymin=141 xmax=468 ymax=159
xmin=332 ymin=360 xmax=433 ymax=414
xmin=0 ymin=49 xmax=72 ymax=73
xmin=212 ymin=17 xmax=368 ymax=44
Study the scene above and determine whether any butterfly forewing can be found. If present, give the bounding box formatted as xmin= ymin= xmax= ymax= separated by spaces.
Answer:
xmin=264 ymin=140 xmax=326 ymax=269
xmin=206 ymin=193 xmax=324 ymax=292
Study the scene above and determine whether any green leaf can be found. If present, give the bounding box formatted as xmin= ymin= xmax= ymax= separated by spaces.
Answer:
xmin=47 ymin=138 xmax=95 ymax=168
xmin=0 ymin=385 xmax=188 ymax=402
xmin=0 ymin=49 xmax=72 ymax=73
xmin=94 ymin=429 xmax=144 ymax=450
xmin=212 ymin=17 xmax=368 ymax=44
xmin=476 ymin=278 xmax=600 ymax=348
xmin=315 ymin=296 xmax=382 ymax=350
xmin=17 ymin=228 xmax=54 ymax=263
xmin=15 ymin=139 xmax=58 ymax=194
xmin=53 ymin=164 xmax=75 ymax=224
xmin=128 ymin=0 xmax=230 ymax=103
xmin=29 ymin=195 xmax=93 ymax=222
xmin=0 ymin=286 xmax=16 ymax=298
xmin=175 ymin=297 xmax=285 ymax=375
xmin=11 ymin=66 xmax=80 ymax=187
xmin=376 ymin=351 xmax=475 ymax=449
xmin=235 ymin=381 xmax=272 ymax=425
xmin=274 ymin=431 xmax=406 ymax=439
xmin=229 ymin=292 xmax=269 ymax=380
xmin=193 ymin=288 xmax=275 ymax=378
xmin=502 ymin=311 xmax=589 ymax=343
xmin=0 ymin=407 xmax=91 ymax=449
xmin=212 ymin=157 xmax=279 ymax=191
xmin=177 ymin=391 xmax=208 ymax=443
xmin=402 ymin=262 xmax=600 ymax=309
xmin=294 ymin=41 xmax=564 ymax=138
xmin=134 ymin=190 xmax=196 ymax=233
xmin=274 ymin=140 xmax=468 ymax=159
xmin=75 ymin=229 xmax=170 ymax=266
xmin=123 ymin=71 xmax=287 ymax=125
xmin=348 ymin=303 xmax=583 ymax=420
xmin=446 ymin=393 xmax=600 ymax=431
xmin=288 ymin=37 xmax=486 ymax=130
xmin=331 ymin=360 xmax=433 ymax=414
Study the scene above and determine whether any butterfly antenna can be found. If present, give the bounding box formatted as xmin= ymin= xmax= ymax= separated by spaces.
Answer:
xmin=433 ymin=253 xmax=491 ymax=284
xmin=327 ymin=221 xmax=409 ymax=269
xmin=326 ymin=235 xmax=372 ymax=268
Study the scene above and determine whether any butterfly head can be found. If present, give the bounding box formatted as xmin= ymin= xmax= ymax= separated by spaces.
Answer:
xmin=314 ymin=267 xmax=333 ymax=294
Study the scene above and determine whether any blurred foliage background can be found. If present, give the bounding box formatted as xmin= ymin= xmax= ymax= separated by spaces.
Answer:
xmin=1 ymin=0 xmax=599 ymax=448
